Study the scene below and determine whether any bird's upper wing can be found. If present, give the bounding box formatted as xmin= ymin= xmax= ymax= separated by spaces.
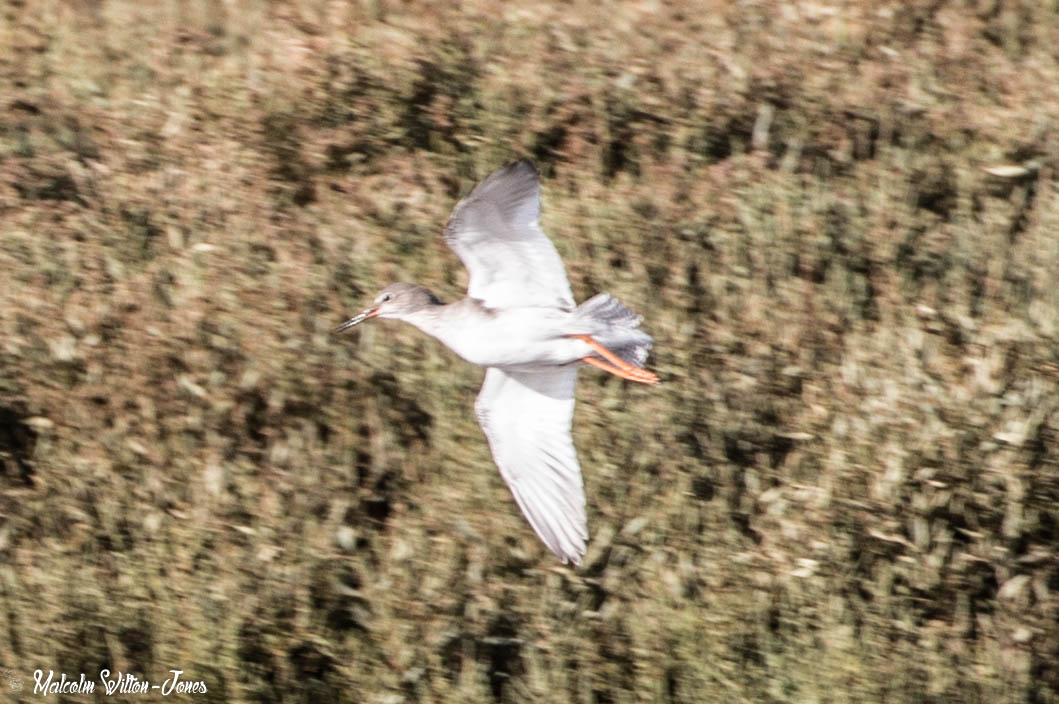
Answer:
xmin=474 ymin=366 xmax=587 ymax=565
xmin=444 ymin=161 xmax=576 ymax=310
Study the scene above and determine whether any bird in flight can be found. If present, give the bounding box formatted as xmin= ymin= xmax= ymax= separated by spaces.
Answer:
xmin=336 ymin=160 xmax=658 ymax=565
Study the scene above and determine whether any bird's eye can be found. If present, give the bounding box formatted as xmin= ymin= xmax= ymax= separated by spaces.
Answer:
xmin=380 ymin=293 xmax=391 ymax=303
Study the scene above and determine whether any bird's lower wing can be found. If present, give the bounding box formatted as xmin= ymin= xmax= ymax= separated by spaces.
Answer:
xmin=474 ymin=366 xmax=587 ymax=565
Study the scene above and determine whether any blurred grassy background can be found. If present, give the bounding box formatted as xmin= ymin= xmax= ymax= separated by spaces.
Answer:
xmin=2 ymin=0 xmax=1058 ymax=702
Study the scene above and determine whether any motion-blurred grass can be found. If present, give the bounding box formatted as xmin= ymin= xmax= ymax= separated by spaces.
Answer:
xmin=2 ymin=1 xmax=1058 ymax=702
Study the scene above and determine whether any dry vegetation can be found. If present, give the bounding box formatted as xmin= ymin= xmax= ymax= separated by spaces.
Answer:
xmin=2 ymin=0 xmax=1059 ymax=702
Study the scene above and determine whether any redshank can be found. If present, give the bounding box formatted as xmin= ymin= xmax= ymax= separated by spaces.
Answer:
xmin=336 ymin=160 xmax=658 ymax=565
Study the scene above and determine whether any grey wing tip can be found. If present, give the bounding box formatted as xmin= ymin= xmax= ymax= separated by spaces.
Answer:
xmin=445 ymin=159 xmax=542 ymax=239
xmin=502 ymin=158 xmax=538 ymax=174
xmin=561 ymin=526 xmax=589 ymax=566
xmin=490 ymin=159 xmax=540 ymax=190
xmin=557 ymin=546 xmax=585 ymax=567
xmin=514 ymin=158 xmax=539 ymax=176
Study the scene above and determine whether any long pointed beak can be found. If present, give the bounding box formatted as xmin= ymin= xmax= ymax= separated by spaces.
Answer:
xmin=334 ymin=307 xmax=379 ymax=333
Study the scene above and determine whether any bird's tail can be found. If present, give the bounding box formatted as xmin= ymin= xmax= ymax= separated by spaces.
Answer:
xmin=575 ymin=293 xmax=653 ymax=367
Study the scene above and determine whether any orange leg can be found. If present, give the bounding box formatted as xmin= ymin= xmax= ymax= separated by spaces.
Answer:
xmin=568 ymin=335 xmax=660 ymax=384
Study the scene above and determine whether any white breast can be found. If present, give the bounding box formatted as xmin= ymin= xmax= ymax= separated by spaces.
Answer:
xmin=407 ymin=304 xmax=590 ymax=369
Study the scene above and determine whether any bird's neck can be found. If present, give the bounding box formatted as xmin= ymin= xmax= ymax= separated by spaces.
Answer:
xmin=401 ymin=300 xmax=470 ymax=349
xmin=401 ymin=302 xmax=449 ymax=337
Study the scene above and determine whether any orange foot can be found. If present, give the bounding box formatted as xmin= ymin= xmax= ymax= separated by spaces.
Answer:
xmin=568 ymin=334 xmax=660 ymax=384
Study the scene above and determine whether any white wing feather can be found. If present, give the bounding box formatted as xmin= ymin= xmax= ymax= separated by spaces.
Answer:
xmin=474 ymin=366 xmax=587 ymax=564
xmin=444 ymin=161 xmax=575 ymax=311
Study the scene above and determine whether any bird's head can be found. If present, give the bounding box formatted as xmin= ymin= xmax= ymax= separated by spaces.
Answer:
xmin=335 ymin=283 xmax=442 ymax=331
